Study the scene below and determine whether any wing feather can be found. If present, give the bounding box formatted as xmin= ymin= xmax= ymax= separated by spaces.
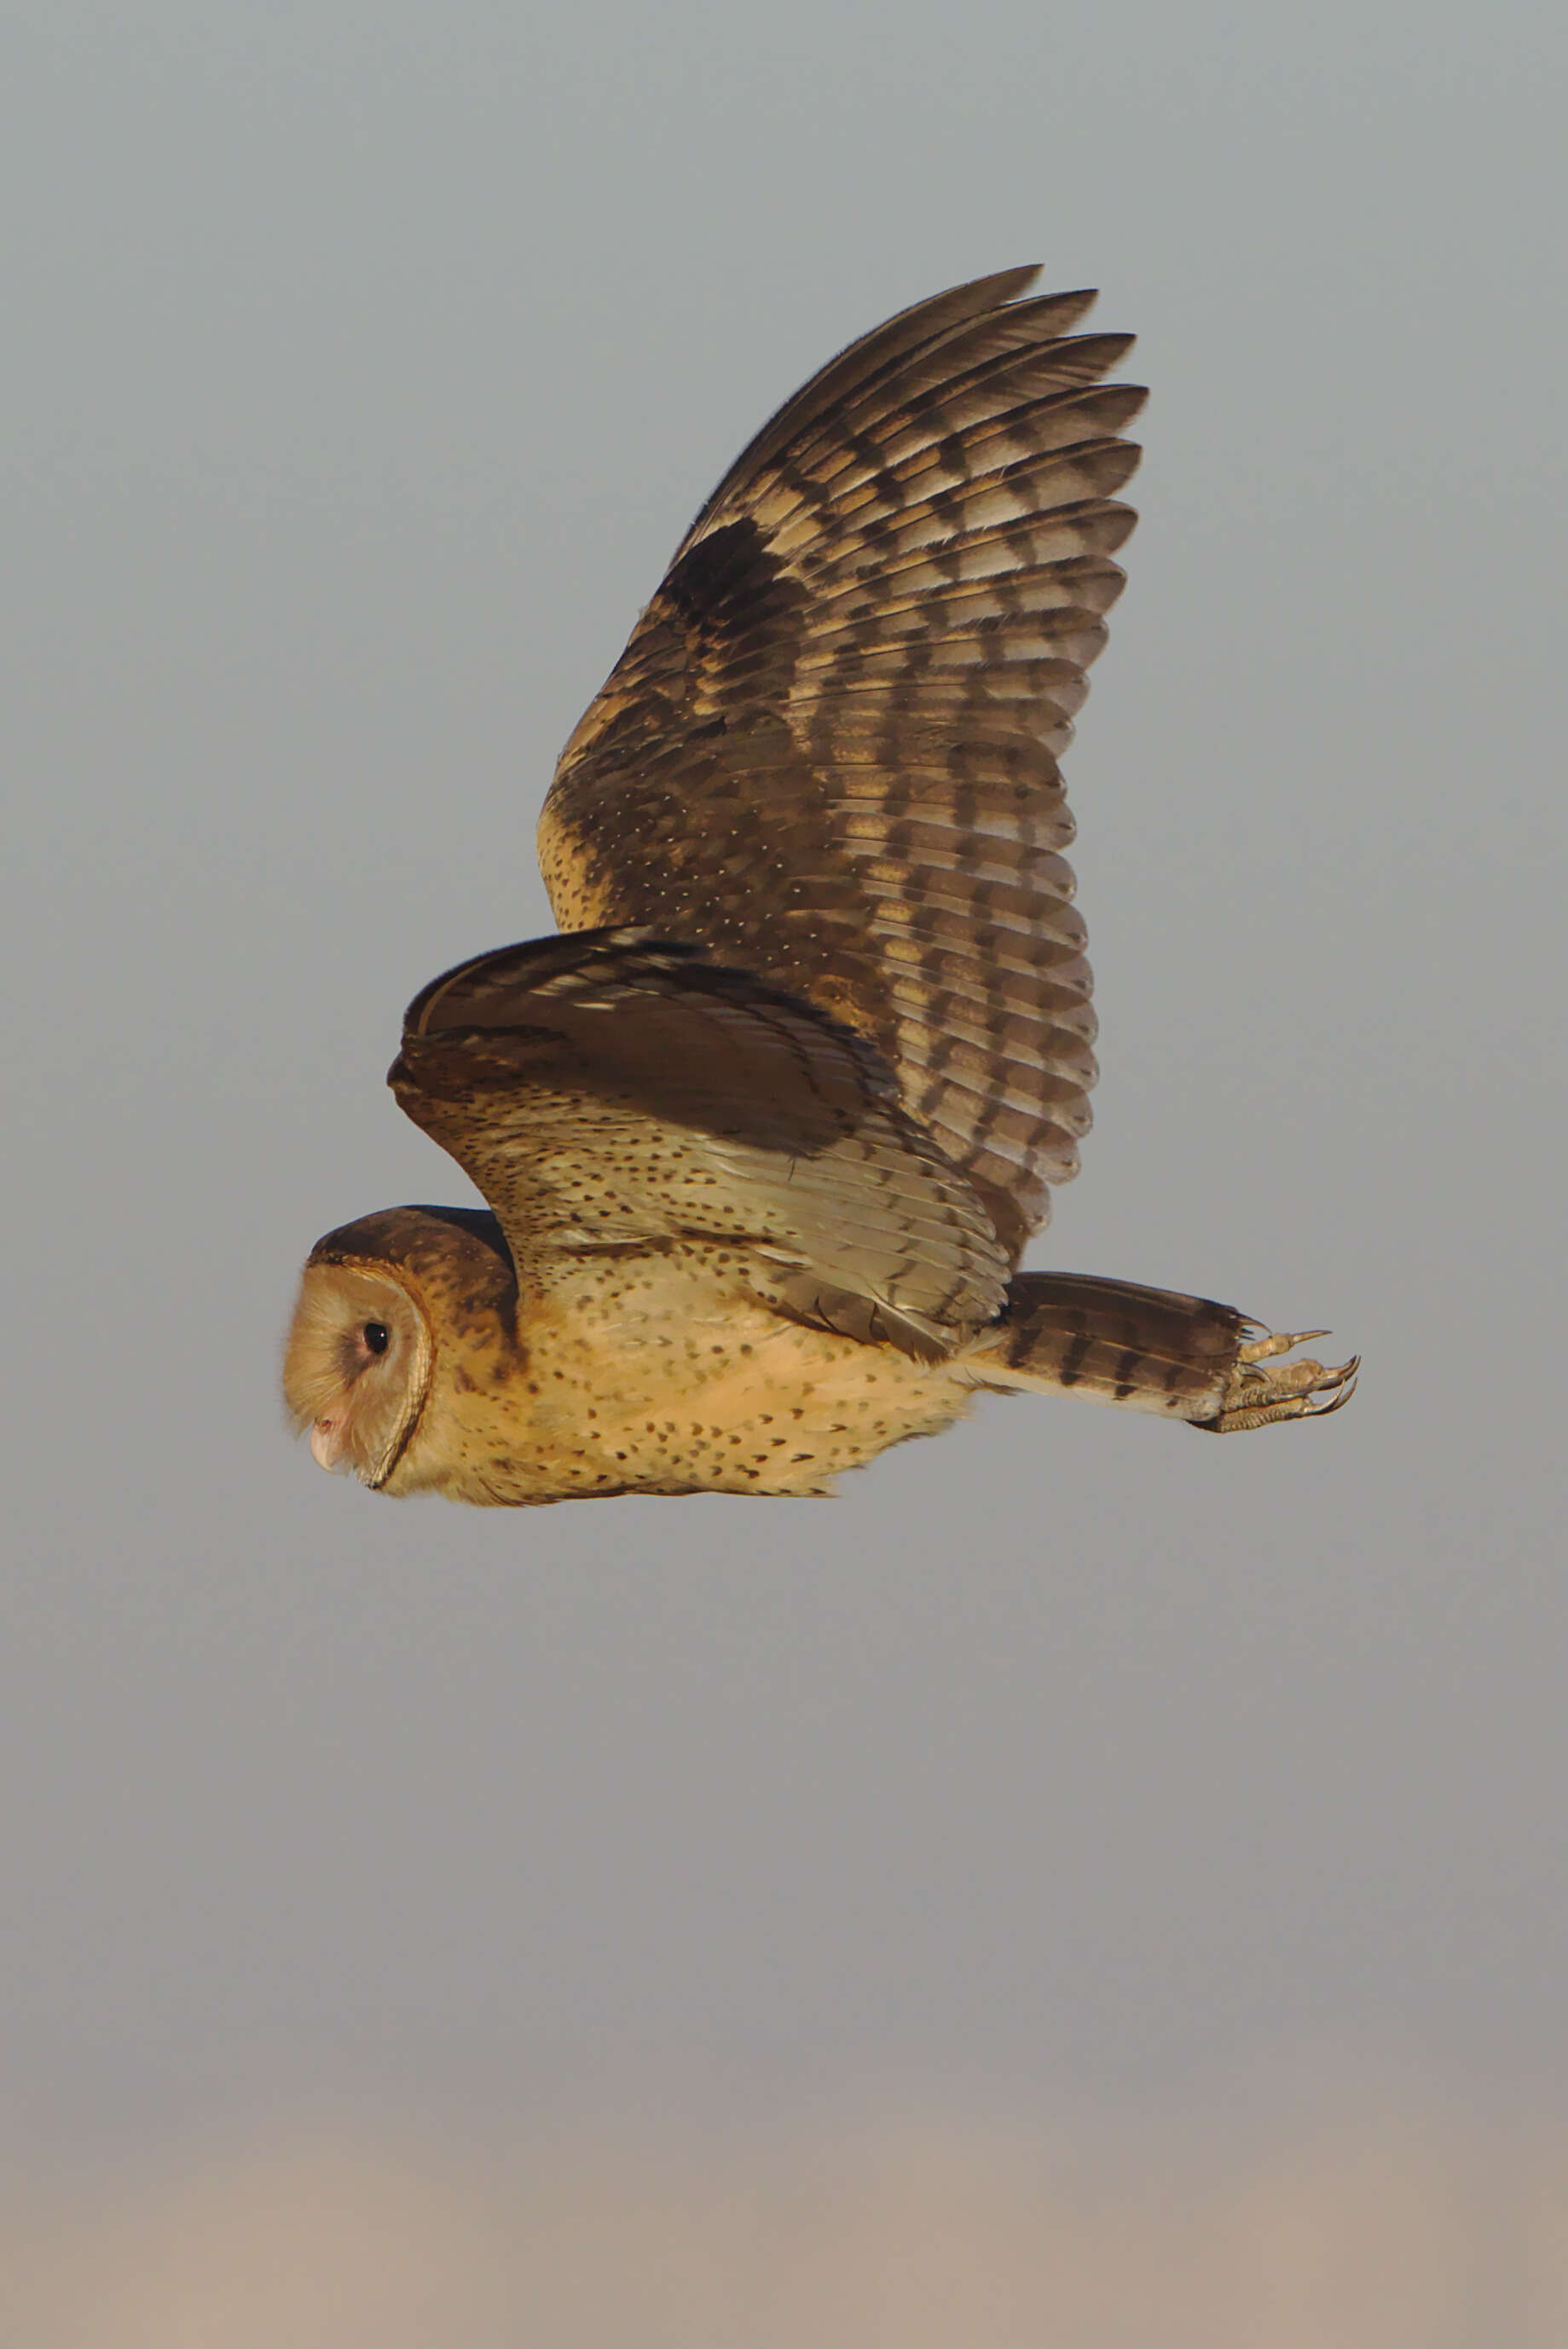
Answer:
xmin=539 ymin=269 xmax=1143 ymax=1259
xmin=391 ymin=932 xmax=1010 ymax=1360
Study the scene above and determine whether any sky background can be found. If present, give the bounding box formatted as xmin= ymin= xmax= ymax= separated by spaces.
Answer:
xmin=4 ymin=0 xmax=1565 ymax=2251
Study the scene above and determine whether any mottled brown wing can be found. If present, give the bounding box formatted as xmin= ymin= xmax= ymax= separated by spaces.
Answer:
xmin=390 ymin=930 xmax=1010 ymax=1359
xmin=537 ymin=267 xmax=1143 ymax=1263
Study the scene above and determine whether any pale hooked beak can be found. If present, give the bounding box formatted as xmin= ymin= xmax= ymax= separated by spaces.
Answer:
xmin=310 ymin=1416 xmax=350 ymax=1472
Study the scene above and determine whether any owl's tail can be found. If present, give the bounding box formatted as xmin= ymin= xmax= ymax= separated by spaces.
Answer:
xmin=960 ymin=1273 xmax=1357 ymax=1433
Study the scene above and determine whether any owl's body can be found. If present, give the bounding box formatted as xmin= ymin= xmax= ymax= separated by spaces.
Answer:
xmin=295 ymin=1195 xmax=1328 ymax=1505
xmin=286 ymin=270 xmax=1356 ymax=1504
xmin=321 ymin=1210 xmax=966 ymax=1504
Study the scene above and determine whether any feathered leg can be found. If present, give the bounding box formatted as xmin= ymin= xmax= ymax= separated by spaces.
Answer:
xmin=961 ymin=1273 xmax=1357 ymax=1432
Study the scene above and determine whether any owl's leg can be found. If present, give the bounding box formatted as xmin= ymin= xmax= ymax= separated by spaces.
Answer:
xmin=1193 ymin=1331 xmax=1359 ymax=1433
xmin=960 ymin=1273 xmax=1357 ymax=1433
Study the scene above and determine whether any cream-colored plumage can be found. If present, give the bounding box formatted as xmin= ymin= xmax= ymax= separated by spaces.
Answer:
xmin=284 ymin=270 xmax=1357 ymax=1504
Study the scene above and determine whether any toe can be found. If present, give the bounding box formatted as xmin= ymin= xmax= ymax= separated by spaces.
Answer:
xmin=1197 ymin=1346 xmax=1359 ymax=1434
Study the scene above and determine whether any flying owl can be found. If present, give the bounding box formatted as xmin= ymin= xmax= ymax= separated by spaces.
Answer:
xmin=284 ymin=267 xmax=1356 ymax=1505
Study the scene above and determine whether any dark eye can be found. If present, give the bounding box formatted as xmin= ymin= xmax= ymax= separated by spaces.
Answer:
xmin=362 ymin=1321 xmax=390 ymax=1355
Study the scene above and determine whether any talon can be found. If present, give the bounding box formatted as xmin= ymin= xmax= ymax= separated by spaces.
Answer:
xmin=1197 ymin=1333 xmax=1360 ymax=1434
xmin=1237 ymin=1328 xmax=1329 ymax=1365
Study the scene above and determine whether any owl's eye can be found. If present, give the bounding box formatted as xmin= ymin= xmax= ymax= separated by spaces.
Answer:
xmin=362 ymin=1321 xmax=390 ymax=1356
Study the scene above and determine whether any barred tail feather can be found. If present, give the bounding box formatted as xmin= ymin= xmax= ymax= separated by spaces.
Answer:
xmin=963 ymin=1273 xmax=1254 ymax=1422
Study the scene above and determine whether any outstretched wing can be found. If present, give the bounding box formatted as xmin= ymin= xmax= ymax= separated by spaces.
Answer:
xmin=390 ymin=931 xmax=1010 ymax=1359
xmin=538 ymin=267 xmax=1143 ymax=1263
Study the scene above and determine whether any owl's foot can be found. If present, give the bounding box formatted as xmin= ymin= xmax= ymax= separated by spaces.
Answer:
xmin=1195 ymin=1328 xmax=1360 ymax=1433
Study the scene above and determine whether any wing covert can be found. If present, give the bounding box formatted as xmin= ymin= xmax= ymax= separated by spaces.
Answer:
xmin=390 ymin=931 xmax=1010 ymax=1359
xmin=538 ymin=268 xmax=1143 ymax=1261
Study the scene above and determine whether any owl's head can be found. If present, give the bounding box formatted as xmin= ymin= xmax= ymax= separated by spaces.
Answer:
xmin=283 ymin=1205 xmax=517 ymax=1491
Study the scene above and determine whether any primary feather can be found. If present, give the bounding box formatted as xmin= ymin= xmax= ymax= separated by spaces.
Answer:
xmin=538 ymin=266 xmax=1143 ymax=1258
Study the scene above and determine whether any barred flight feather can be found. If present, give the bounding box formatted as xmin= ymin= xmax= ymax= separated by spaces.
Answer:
xmin=539 ymin=268 xmax=1144 ymax=1263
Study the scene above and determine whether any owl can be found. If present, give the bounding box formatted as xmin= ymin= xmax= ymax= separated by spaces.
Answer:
xmin=284 ymin=268 xmax=1356 ymax=1505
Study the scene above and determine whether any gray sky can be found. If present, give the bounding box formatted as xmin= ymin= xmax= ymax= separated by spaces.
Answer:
xmin=4 ymin=0 xmax=1565 ymax=2154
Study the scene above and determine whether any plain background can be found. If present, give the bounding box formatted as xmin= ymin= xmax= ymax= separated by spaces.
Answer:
xmin=4 ymin=0 xmax=1565 ymax=2256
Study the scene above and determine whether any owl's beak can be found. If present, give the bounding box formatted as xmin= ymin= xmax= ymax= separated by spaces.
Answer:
xmin=310 ymin=1416 xmax=350 ymax=1472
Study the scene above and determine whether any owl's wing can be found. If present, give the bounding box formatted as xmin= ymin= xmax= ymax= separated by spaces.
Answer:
xmin=389 ymin=930 xmax=1010 ymax=1359
xmin=538 ymin=267 xmax=1143 ymax=1263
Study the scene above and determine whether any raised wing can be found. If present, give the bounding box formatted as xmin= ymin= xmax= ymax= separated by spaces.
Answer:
xmin=390 ymin=931 xmax=1010 ymax=1359
xmin=538 ymin=267 xmax=1143 ymax=1262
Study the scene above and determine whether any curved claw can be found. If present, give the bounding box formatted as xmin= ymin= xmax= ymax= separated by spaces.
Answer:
xmin=1236 ymin=1328 xmax=1330 ymax=1364
xmin=1197 ymin=1339 xmax=1361 ymax=1434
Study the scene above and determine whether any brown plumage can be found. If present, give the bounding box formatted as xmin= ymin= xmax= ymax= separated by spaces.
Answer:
xmin=284 ymin=269 xmax=1357 ymax=1504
